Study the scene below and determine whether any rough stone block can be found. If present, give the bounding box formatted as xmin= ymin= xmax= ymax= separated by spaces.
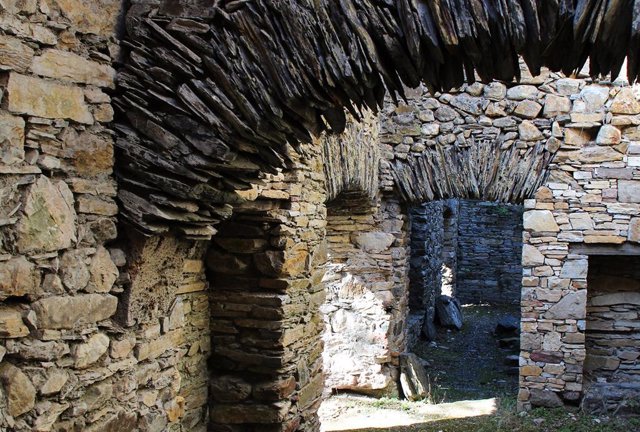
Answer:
xmin=31 ymin=49 xmax=116 ymax=88
xmin=0 ymin=111 xmax=25 ymax=165
xmin=16 ymin=176 xmax=77 ymax=253
xmin=0 ymin=256 xmax=40 ymax=300
xmin=5 ymin=73 xmax=93 ymax=124
xmin=0 ymin=362 xmax=36 ymax=417
xmin=545 ymin=290 xmax=587 ymax=320
xmin=32 ymin=294 xmax=118 ymax=329
xmin=74 ymin=333 xmax=110 ymax=369
xmin=619 ymin=180 xmax=640 ymax=203
xmin=0 ymin=34 xmax=34 ymax=73
xmin=0 ymin=306 xmax=29 ymax=338
xmin=523 ymin=210 xmax=559 ymax=232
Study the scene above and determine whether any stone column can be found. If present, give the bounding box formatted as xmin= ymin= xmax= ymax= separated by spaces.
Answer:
xmin=206 ymin=144 xmax=328 ymax=431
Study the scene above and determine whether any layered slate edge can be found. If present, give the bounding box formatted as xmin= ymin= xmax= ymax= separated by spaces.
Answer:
xmin=114 ymin=0 xmax=640 ymax=238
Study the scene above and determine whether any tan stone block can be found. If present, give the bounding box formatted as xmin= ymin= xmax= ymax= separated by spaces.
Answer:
xmin=15 ymin=176 xmax=77 ymax=253
xmin=577 ymin=146 xmax=623 ymax=163
xmin=31 ymin=49 xmax=115 ymax=88
xmin=0 ymin=110 xmax=25 ymax=165
xmin=74 ymin=333 xmax=110 ymax=369
xmin=0 ymin=306 xmax=29 ymax=338
xmin=88 ymin=246 xmax=118 ymax=293
xmin=611 ymin=88 xmax=640 ymax=114
xmin=522 ymin=244 xmax=545 ymax=266
xmin=52 ymin=0 xmax=121 ymax=36
xmin=629 ymin=218 xmax=640 ymax=242
xmin=5 ymin=73 xmax=93 ymax=124
xmin=0 ymin=34 xmax=35 ymax=73
xmin=32 ymin=294 xmax=118 ymax=329
xmin=0 ymin=256 xmax=40 ymax=300
xmin=40 ymin=370 xmax=68 ymax=395
xmin=521 ymin=365 xmax=542 ymax=376
xmin=0 ymin=362 xmax=36 ymax=417
xmin=583 ymin=235 xmax=625 ymax=244
xmin=135 ymin=329 xmax=185 ymax=361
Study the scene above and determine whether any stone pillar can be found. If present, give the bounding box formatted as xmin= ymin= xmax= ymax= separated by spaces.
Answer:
xmin=206 ymin=144 xmax=327 ymax=431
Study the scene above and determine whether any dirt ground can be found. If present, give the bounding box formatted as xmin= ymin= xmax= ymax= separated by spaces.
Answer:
xmin=412 ymin=304 xmax=520 ymax=402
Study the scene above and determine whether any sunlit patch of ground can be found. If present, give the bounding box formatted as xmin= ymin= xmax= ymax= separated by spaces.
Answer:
xmin=319 ymin=394 xmax=497 ymax=431
xmin=319 ymin=394 xmax=640 ymax=432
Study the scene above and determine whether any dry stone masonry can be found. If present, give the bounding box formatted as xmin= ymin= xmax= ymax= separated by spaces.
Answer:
xmin=2 ymin=1 xmax=640 ymax=430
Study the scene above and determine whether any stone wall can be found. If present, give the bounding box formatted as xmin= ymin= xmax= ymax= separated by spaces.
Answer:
xmin=0 ymin=3 xmax=215 ymax=430
xmin=518 ymin=77 xmax=640 ymax=410
xmin=407 ymin=201 xmax=443 ymax=345
xmin=456 ymin=200 xmax=524 ymax=305
xmin=322 ymin=197 xmax=409 ymax=395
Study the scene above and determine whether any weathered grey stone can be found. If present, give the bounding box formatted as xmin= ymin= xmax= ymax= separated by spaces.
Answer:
xmin=629 ymin=218 xmax=640 ymax=242
xmin=0 ymin=362 xmax=36 ymax=417
xmin=0 ymin=111 xmax=25 ymax=165
xmin=484 ymin=82 xmax=507 ymax=100
xmin=449 ymin=94 xmax=486 ymax=115
xmin=354 ymin=232 xmax=395 ymax=253
xmin=530 ymin=389 xmax=564 ymax=408
xmin=32 ymin=294 xmax=118 ymax=329
xmin=523 ymin=210 xmax=559 ymax=232
xmin=519 ymin=120 xmax=543 ymax=141
xmin=591 ymin=292 xmax=640 ymax=306
xmin=0 ymin=306 xmax=29 ymax=338
xmin=556 ymin=78 xmax=581 ymax=95
xmin=507 ymin=85 xmax=537 ymax=100
xmin=619 ymin=180 xmax=640 ymax=203
xmin=434 ymin=105 xmax=458 ymax=122
xmin=74 ymin=333 xmax=110 ymax=369
xmin=399 ymin=353 xmax=430 ymax=401
xmin=522 ymin=244 xmax=545 ymax=266
xmin=580 ymin=85 xmax=610 ymax=112
xmin=560 ymin=259 xmax=588 ymax=279
xmin=545 ymin=290 xmax=586 ymax=320
xmin=5 ymin=73 xmax=93 ymax=124
xmin=88 ymin=246 xmax=118 ymax=293
xmin=60 ymin=249 xmax=90 ymax=292
xmin=0 ymin=256 xmax=40 ymax=300
xmin=210 ymin=375 xmax=252 ymax=403
xmin=596 ymin=125 xmax=621 ymax=145
xmin=16 ymin=176 xmax=77 ymax=254
xmin=435 ymin=295 xmax=463 ymax=330
xmin=31 ymin=49 xmax=116 ymax=88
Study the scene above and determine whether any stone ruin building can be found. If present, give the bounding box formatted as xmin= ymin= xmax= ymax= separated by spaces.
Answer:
xmin=1 ymin=1 xmax=640 ymax=431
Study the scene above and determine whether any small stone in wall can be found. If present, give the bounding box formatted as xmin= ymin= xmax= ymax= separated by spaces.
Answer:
xmin=5 ymin=73 xmax=93 ymax=124
xmin=580 ymin=85 xmax=610 ymax=112
xmin=530 ymin=389 xmax=563 ymax=408
xmin=0 ymin=307 xmax=29 ymax=338
xmin=522 ymin=244 xmax=545 ymax=266
xmin=40 ymin=369 xmax=69 ymax=396
xmin=596 ymin=125 xmax=621 ymax=145
xmin=0 ymin=256 xmax=40 ymax=300
xmin=15 ymin=176 xmax=77 ymax=254
xmin=0 ymin=362 xmax=36 ymax=417
xmin=32 ymin=293 xmax=118 ymax=329
xmin=74 ymin=333 xmax=109 ymax=369
xmin=88 ymin=246 xmax=118 ymax=293
xmin=544 ymin=290 xmax=586 ymax=320
xmin=543 ymin=95 xmax=571 ymax=117
xmin=629 ymin=218 xmax=640 ymax=242
xmin=518 ymin=121 xmax=543 ymax=141
xmin=610 ymin=88 xmax=640 ymax=114
xmin=618 ymin=180 xmax=640 ymax=203
xmin=523 ymin=210 xmax=559 ymax=233
xmin=0 ymin=111 xmax=25 ymax=165
xmin=31 ymin=49 xmax=116 ymax=88
xmin=59 ymin=249 xmax=90 ymax=292
xmin=353 ymin=232 xmax=395 ymax=253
